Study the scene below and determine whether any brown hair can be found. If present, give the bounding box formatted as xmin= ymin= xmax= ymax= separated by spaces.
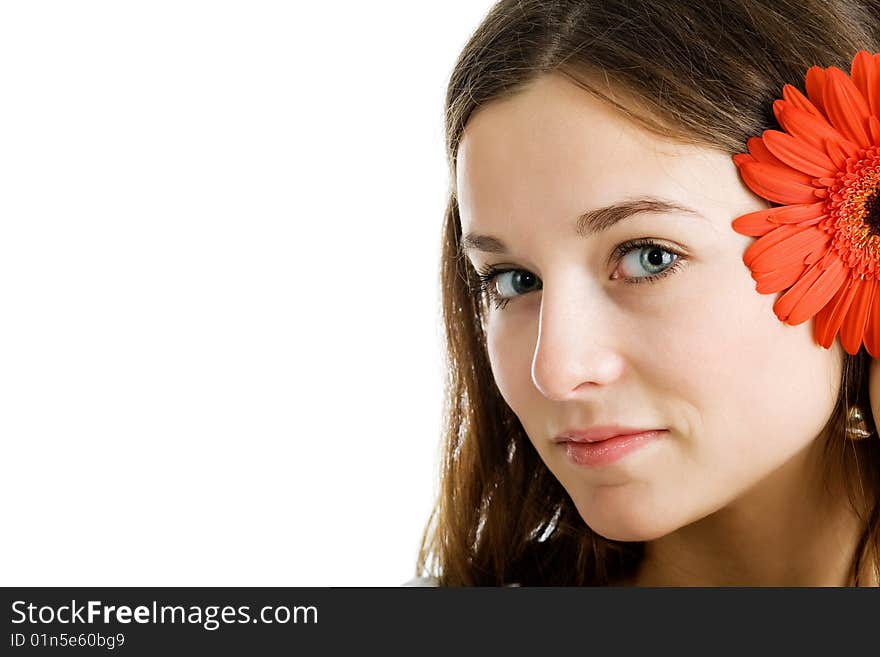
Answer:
xmin=416 ymin=0 xmax=880 ymax=585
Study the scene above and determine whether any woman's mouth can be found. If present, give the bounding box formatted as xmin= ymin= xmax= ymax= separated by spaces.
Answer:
xmin=560 ymin=430 xmax=667 ymax=467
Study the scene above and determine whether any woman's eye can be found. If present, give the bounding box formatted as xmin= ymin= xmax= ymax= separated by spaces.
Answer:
xmin=615 ymin=242 xmax=680 ymax=280
xmin=475 ymin=267 xmax=541 ymax=310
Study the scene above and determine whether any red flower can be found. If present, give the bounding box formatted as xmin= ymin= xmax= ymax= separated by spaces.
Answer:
xmin=732 ymin=50 xmax=880 ymax=357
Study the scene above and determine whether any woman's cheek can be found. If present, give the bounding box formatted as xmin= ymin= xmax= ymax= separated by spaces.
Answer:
xmin=486 ymin=317 xmax=537 ymax=410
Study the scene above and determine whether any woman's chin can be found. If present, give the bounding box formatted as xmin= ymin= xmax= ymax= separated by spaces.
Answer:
xmin=575 ymin=502 xmax=681 ymax=542
xmin=589 ymin=522 xmax=671 ymax=542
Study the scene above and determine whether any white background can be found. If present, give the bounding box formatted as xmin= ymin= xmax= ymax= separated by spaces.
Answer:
xmin=0 ymin=1 xmax=496 ymax=586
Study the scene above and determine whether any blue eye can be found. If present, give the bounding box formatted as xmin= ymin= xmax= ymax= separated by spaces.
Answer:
xmin=474 ymin=268 xmax=541 ymax=310
xmin=615 ymin=240 xmax=680 ymax=280
xmin=473 ymin=238 xmax=684 ymax=311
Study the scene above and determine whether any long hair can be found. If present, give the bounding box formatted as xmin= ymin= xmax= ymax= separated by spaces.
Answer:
xmin=416 ymin=0 xmax=880 ymax=586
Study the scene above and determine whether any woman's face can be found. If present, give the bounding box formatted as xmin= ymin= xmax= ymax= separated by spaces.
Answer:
xmin=456 ymin=73 xmax=844 ymax=541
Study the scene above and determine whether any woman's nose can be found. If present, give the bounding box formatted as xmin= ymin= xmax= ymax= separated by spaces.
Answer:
xmin=529 ymin=284 xmax=626 ymax=402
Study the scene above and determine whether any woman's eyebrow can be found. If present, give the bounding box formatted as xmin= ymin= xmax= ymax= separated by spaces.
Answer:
xmin=459 ymin=196 xmax=705 ymax=255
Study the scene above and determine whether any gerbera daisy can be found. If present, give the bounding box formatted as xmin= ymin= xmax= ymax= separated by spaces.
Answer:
xmin=731 ymin=50 xmax=880 ymax=357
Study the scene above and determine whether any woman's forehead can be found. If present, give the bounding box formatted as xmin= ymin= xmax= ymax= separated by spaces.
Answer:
xmin=456 ymin=74 xmax=689 ymax=173
xmin=455 ymin=76 xmax=736 ymax=236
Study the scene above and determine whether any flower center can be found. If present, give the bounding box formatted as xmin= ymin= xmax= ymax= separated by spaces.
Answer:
xmin=825 ymin=147 xmax=880 ymax=278
xmin=866 ymin=190 xmax=880 ymax=238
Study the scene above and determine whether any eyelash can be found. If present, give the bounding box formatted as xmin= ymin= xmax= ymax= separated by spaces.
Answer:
xmin=473 ymin=238 xmax=685 ymax=311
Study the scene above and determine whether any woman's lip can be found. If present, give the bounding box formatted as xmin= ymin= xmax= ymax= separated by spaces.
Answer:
xmin=560 ymin=430 xmax=666 ymax=467
xmin=555 ymin=426 xmax=665 ymax=442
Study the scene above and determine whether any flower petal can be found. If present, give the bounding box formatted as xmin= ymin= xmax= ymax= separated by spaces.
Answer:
xmin=754 ymin=262 xmax=807 ymax=294
xmin=746 ymin=136 xmax=786 ymax=167
xmin=770 ymin=201 xmax=828 ymax=224
xmin=731 ymin=210 xmax=777 ymax=237
xmin=731 ymin=202 xmax=826 ymax=237
xmin=805 ymin=66 xmax=827 ymax=115
xmin=864 ymin=283 xmax=880 ymax=358
xmin=822 ymin=66 xmax=872 ymax=149
xmin=749 ymin=225 xmax=830 ymax=274
xmin=785 ymin=255 xmax=847 ymax=325
xmin=869 ymin=115 xmax=880 ymax=145
xmin=824 ymin=137 xmax=852 ymax=169
xmin=776 ymin=104 xmax=860 ymax=158
xmin=782 ymin=83 xmax=824 ymax=118
xmin=743 ymin=223 xmax=817 ymax=269
xmin=814 ymin=276 xmax=859 ymax=348
xmin=761 ymin=129 xmax=837 ymax=177
xmin=738 ymin=161 xmax=819 ymax=205
xmin=839 ymin=276 xmax=875 ymax=354
xmin=733 ymin=153 xmax=755 ymax=167
xmin=773 ymin=261 xmax=825 ymax=323
xmin=851 ymin=50 xmax=880 ymax=119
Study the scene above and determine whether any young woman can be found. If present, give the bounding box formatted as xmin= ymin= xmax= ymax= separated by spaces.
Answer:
xmin=409 ymin=0 xmax=880 ymax=586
